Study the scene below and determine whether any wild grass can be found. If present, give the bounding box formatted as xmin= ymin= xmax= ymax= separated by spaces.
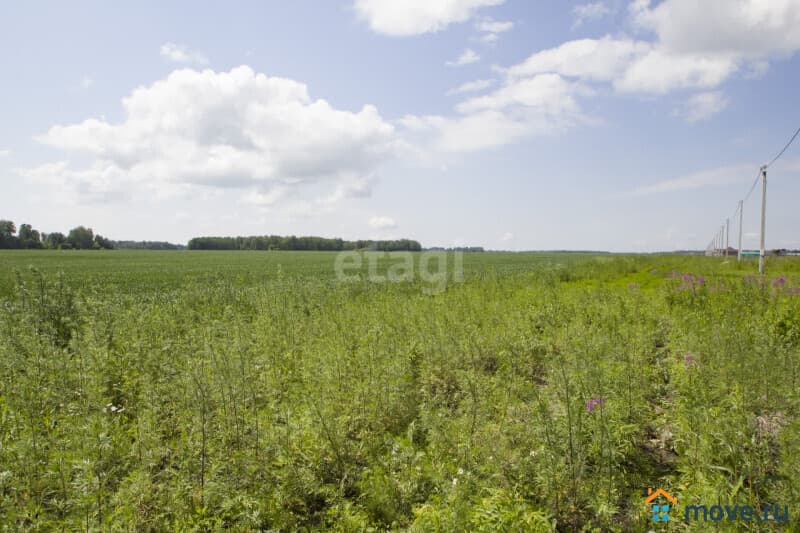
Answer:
xmin=0 ymin=251 xmax=798 ymax=531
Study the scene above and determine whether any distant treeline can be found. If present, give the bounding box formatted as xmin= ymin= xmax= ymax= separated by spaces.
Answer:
xmin=188 ymin=235 xmax=422 ymax=251
xmin=0 ymin=220 xmax=113 ymax=250
xmin=427 ymin=246 xmax=485 ymax=252
xmin=112 ymin=240 xmax=186 ymax=250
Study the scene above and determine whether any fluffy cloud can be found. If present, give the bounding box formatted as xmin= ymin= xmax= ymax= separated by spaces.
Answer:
xmin=510 ymin=1 xmax=800 ymax=97
xmin=626 ymin=0 xmax=800 ymax=92
xmin=631 ymin=0 xmax=800 ymax=58
xmin=159 ymin=42 xmax=208 ymax=64
xmin=354 ymin=0 xmax=504 ymax=36
xmin=445 ymin=78 xmax=495 ymax=95
xmin=405 ymin=0 xmax=800 ymax=155
xmin=17 ymin=161 xmax=133 ymax=204
xmin=475 ymin=18 xmax=513 ymax=43
xmin=28 ymin=66 xmax=397 ymax=206
xmin=455 ymin=73 xmax=583 ymax=114
xmin=0 ymin=149 xmax=10 ymax=158
xmin=391 ymin=1 xmax=800 ymax=156
xmin=476 ymin=19 xmax=513 ymax=33
xmin=572 ymin=2 xmax=611 ymax=29
xmin=401 ymin=111 xmax=529 ymax=152
xmin=368 ymin=215 xmax=397 ymax=229
xmin=507 ymin=37 xmax=649 ymax=82
xmin=616 ymin=48 xmax=738 ymax=93
xmin=402 ymin=73 xmax=586 ymax=152
xmin=506 ymin=36 xmax=739 ymax=94
xmin=446 ymin=48 xmax=480 ymax=67
xmin=680 ymin=91 xmax=730 ymax=123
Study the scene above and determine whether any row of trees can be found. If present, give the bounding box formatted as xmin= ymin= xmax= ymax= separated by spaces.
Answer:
xmin=1 ymin=220 xmax=424 ymax=252
xmin=0 ymin=220 xmax=113 ymax=250
xmin=188 ymin=235 xmax=423 ymax=251
xmin=111 ymin=240 xmax=185 ymax=250
xmin=428 ymin=246 xmax=485 ymax=252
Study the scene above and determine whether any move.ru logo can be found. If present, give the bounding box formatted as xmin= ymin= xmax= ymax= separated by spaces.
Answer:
xmin=645 ymin=486 xmax=789 ymax=524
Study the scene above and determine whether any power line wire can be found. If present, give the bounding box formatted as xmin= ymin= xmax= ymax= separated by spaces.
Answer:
xmin=765 ymin=125 xmax=800 ymax=168
xmin=728 ymin=203 xmax=739 ymax=225
xmin=743 ymin=170 xmax=762 ymax=203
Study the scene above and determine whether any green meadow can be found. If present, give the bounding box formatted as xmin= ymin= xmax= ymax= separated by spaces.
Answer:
xmin=1 ymin=250 xmax=799 ymax=531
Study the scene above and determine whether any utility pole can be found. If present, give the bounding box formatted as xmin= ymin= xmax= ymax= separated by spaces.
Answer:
xmin=721 ymin=225 xmax=726 ymax=257
xmin=725 ymin=219 xmax=729 ymax=257
xmin=759 ymin=166 xmax=767 ymax=275
xmin=737 ymin=200 xmax=743 ymax=262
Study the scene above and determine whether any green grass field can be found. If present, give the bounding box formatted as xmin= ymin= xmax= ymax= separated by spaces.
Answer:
xmin=0 ymin=250 xmax=611 ymax=297
xmin=1 ymin=250 xmax=799 ymax=531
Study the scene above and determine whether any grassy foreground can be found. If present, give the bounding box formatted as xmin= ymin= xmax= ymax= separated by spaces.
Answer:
xmin=0 ymin=251 xmax=799 ymax=531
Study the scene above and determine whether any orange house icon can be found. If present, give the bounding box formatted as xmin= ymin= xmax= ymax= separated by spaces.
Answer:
xmin=645 ymin=487 xmax=677 ymax=506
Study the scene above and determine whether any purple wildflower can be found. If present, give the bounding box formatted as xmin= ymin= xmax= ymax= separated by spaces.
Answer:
xmin=772 ymin=276 xmax=787 ymax=287
xmin=697 ymin=276 xmax=705 ymax=285
xmin=586 ymin=397 xmax=605 ymax=414
xmin=684 ymin=353 xmax=696 ymax=369
xmin=682 ymin=274 xmax=692 ymax=282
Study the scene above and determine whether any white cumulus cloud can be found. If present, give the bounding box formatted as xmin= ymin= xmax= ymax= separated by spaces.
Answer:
xmin=475 ymin=17 xmax=514 ymax=42
xmin=572 ymin=2 xmax=611 ymax=29
xmin=445 ymin=78 xmax=495 ymax=95
xmin=631 ymin=0 xmax=800 ymax=58
xmin=624 ymin=0 xmax=800 ymax=92
xmin=400 ymin=1 xmax=800 ymax=158
xmin=354 ymin=0 xmax=504 ymax=36
xmin=401 ymin=73 xmax=587 ymax=152
xmin=26 ymin=66 xmax=398 ymax=207
xmin=508 ymin=1 xmax=800 ymax=97
xmin=507 ymin=37 xmax=650 ymax=82
xmin=455 ymin=73 xmax=585 ymax=114
xmin=476 ymin=19 xmax=513 ymax=33
xmin=160 ymin=42 xmax=208 ymax=65
xmin=681 ymin=91 xmax=730 ymax=123
xmin=446 ymin=48 xmax=480 ymax=67
xmin=615 ymin=48 xmax=738 ymax=93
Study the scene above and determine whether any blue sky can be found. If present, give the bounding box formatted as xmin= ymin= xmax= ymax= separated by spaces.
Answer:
xmin=1 ymin=0 xmax=799 ymax=251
